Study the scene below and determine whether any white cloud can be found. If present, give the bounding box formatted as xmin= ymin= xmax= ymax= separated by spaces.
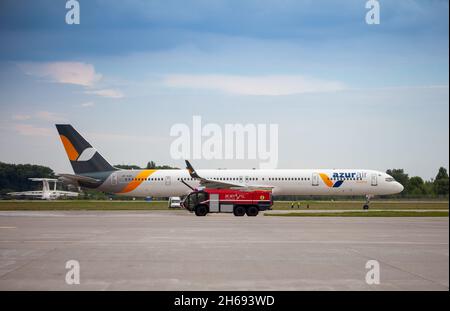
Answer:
xmin=11 ymin=111 xmax=66 ymax=122
xmin=12 ymin=114 xmax=32 ymax=121
xmin=163 ymin=74 xmax=345 ymax=95
xmin=14 ymin=124 xmax=53 ymax=137
xmin=89 ymin=132 xmax=168 ymax=144
xmin=18 ymin=62 xmax=102 ymax=87
xmin=85 ymin=88 xmax=124 ymax=98
xmin=17 ymin=61 xmax=126 ymax=100
xmin=35 ymin=111 xmax=67 ymax=122
xmin=80 ymin=101 xmax=95 ymax=107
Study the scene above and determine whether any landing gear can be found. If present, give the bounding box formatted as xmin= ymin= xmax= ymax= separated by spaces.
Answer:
xmin=363 ymin=195 xmax=372 ymax=210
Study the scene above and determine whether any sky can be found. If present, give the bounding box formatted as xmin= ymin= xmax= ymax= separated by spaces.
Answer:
xmin=0 ymin=0 xmax=448 ymax=180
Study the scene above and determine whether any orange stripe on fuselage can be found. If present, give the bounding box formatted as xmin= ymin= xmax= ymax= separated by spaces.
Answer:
xmin=319 ymin=173 xmax=333 ymax=187
xmin=59 ymin=135 xmax=79 ymax=161
xmin=118 ymin=170 xmax=157 ymax=194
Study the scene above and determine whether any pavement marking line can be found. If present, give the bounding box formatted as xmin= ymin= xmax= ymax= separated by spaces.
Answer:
xmin=0 ymin=226 xmax=16 ymax=229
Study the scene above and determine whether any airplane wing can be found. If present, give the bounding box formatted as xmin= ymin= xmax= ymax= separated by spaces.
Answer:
xmin=185 ymin=160 xmax=274 ymax=191
xmin=7 ymin=191 xmax=44 ymax=197
xmin=52 ymin=190 xmax=79 ymax=197
xmin=29 ymin=178 xmax=58 ymax=182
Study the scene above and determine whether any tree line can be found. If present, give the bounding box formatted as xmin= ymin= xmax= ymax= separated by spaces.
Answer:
xmin=384 ymin=167 xmax=449 ymax=198
xmin=115 ymin=161 xmax=179 ymax=170
xmin=0 ymin=162 xmax=55 ymax=195
xmin=0 ymin=161 xmax=448 ymax=199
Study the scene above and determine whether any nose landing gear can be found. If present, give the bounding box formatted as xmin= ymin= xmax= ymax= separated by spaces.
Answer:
xmin=363 ymin=195 xmax=372 ymax=210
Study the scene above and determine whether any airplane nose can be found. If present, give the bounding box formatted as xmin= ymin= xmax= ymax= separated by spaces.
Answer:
xmin=397 ymin=182 xmax=404 ymax=193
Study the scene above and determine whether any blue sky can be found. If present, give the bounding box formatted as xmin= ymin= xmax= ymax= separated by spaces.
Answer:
xmin=0 ymin=0 xmax=448 ymax=179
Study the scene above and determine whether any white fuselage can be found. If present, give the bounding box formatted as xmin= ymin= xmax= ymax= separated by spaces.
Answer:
xmin=103 ymin=169 xmax=404 ymax=198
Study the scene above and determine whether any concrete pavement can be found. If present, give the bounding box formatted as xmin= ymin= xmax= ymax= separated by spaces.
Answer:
xmin=0 ymin=211 xmax=448 ymax=290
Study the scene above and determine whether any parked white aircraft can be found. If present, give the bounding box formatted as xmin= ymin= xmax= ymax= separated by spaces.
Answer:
xmin=56 ymin=124 xmax=404 ymax=208
xmin=7 ymin=178 xmax=79 ymax=200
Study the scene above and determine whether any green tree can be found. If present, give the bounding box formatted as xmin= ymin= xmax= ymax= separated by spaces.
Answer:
xmin=423 ymin=181 xmax=436 ymax=196
xmin=386 ymin=169 xmax=409 ymax=187
xmin=434 ymin=167 xmax=449 ymax=196
xmin=0 ymin=162 xmax=55 ymax=192
xmin=435 ymin=167 xmax=449 ymax=180
xmin=407 ymin=176 xmax=426 ymax=196
xmin=147 ymin=161 xmax=178 ymax=170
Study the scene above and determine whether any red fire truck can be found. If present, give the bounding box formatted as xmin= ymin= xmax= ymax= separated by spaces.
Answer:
xmin=181 ymin=188 xmax=273 ymax=216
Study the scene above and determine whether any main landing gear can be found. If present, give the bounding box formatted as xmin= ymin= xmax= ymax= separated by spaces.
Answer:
xmin=363 ymin=195 xmax=372 ymax=210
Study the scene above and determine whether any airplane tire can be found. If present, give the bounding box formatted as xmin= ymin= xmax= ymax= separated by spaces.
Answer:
xmin=363 ymin=204 xmax=369 ymax=210
xmin=195 ymin=205 xmax=208 ymax=216
xmin=233 ymin=206 xmax=246 ymax=217
xmin=246 ymin=206 xmax=259 ymax=217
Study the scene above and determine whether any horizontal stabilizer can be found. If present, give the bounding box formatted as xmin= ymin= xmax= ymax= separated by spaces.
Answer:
xmin=57 ymin=173 xmax=101 ymax=186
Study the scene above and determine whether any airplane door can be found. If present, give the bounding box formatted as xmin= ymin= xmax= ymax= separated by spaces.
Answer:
xmin=245 ymin=176 xmax=250 ymax=183
xmin=239 ymin=176 xmax=244 ymax=183
xmin=118 ymin=174 xmax=128 ymax=184
xmin=165 ymin=176 xmax=171 ymax=186
xmin=312 ymin=173 xmax=319 ymax=186
xmin=371 ymin=174 xmax=378 ymax=186
xmin=111 ymin=173 xmax=117 ymax=185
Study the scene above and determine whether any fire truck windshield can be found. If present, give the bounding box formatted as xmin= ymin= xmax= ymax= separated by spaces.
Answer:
xmin=185 ymin=191 xmax=208 ymax=210
xmin=186 ymin=193 xmax=197 ymax=210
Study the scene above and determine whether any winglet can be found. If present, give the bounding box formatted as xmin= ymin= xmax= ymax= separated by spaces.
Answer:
xmin=185 ymin=160 xmax=200 ymax=179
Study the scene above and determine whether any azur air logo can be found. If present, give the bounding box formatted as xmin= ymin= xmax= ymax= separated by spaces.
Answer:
xmin=319 ymin=172 xmax=362 ymax=188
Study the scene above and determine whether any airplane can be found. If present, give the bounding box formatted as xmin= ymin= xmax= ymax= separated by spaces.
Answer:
xmin=55 ymin=124 xmax=404 ymax=209
xmin=7 ymin=178 xmax=79 ymax=200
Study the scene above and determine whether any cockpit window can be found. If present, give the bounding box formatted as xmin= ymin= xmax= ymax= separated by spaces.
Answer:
xmin=385 ymin=177 xmax=395 ymax=182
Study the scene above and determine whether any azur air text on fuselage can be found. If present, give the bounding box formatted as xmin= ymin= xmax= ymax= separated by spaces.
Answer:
xmin=332 ymin=172 xmax=367 ymax=179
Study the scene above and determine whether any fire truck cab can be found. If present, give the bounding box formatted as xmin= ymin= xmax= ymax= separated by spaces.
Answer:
xmin=181 ymin=188 xmax=273 ymax=216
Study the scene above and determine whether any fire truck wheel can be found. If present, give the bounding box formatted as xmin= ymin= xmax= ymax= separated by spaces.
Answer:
xmin=246 ymin=206 xmax=259 ymax=216
xmin=233 ymin=206 xmax=246 ymax=216
xmin=195 ymin=205 xmax=208 ymax=216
